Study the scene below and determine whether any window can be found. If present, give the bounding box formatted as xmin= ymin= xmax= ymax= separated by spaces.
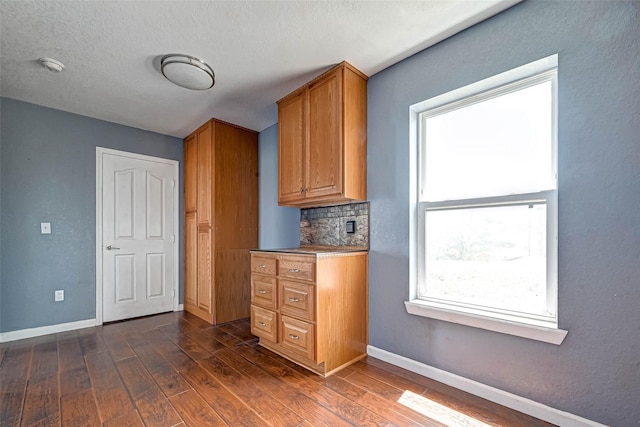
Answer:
xmin=407 ymin=55 xmax=566 ymax=343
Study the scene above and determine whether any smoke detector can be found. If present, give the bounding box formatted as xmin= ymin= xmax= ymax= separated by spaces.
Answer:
xmin=38 ymin=57 xmax=64 ymax=72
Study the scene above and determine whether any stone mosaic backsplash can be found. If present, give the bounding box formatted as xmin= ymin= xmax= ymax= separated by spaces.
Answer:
xmin=300 ymin=202 xmax=369 ymax=248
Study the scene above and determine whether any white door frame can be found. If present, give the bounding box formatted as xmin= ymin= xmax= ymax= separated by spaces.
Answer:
xmin=95 ymin=147 xmax=180 ymax=326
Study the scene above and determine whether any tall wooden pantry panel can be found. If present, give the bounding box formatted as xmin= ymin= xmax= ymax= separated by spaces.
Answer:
xmin=184 ymin=119 xmax=258 ymax=324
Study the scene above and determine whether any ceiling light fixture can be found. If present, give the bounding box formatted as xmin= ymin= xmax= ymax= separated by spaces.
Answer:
xmin=160 ymin=54 xmax=215 ymax=90
xmin=38 ymin=57 xmax=64 ymax=72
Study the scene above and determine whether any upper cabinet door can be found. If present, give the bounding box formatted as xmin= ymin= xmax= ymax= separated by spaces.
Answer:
xmin=184 ymin=134 xmax=197 ymax=213
xmin=307 ymin=69 xmax=343 ymax=199
xmin=278 ymin=89 xmax=306 ymax=204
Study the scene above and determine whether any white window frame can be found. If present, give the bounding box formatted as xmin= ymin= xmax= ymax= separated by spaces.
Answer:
xmin=406 ymin=54 xmax=568 ymax=345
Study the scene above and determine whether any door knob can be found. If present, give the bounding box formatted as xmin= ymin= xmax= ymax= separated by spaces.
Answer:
xmin=106 ymin=245 xmax=120 ymax=250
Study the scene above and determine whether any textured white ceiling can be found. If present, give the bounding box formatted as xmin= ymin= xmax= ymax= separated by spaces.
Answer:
xmin=0 ymin=1 xmax=519 ymax=137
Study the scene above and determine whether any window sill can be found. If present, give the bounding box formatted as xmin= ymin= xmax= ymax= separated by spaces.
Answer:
xmin=405 ymin=300 xmax=568 ymax=345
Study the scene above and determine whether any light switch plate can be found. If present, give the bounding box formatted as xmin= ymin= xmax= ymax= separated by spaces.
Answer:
xmin=41 ymin=222 xmax=51 ymax=234
xmin=54 ymin=290 xmax=64 ymax=302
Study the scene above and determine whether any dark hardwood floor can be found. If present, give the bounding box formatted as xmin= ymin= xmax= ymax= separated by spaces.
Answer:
xmin=0 ymin=311 xmax=554 ymax=427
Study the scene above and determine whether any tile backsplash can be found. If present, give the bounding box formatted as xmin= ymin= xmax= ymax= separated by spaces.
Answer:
xmin=300 ymin=202 xmax=369 ymax=248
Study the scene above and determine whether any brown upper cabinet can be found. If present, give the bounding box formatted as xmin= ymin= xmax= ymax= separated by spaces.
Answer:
xmin=184 ymin=118 xmax=258 ymax=325
xmin=277 ymin=61 xmax=368 ymax=207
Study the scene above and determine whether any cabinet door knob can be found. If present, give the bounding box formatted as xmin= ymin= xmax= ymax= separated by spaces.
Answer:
xmin=288 ymin=297 xmax=300 ymax=302
xmin=258 ymin=290 xmax=267 ymax=295
xmin=289 ymin=334 xmax=299 ymax=340
xmin=258 ymin=322 xmax=266 ymax=327
xmin=258 ymin=264 xmax=266 ymax=269
xmin=288 ymin=268 xmax=300 ymax=273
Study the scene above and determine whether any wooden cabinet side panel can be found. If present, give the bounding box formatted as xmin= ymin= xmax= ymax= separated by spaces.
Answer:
xmin=184 ymin=212 xmax=198 ymax=307
xmin=184 ymin=134 xmax=198 ymax=212
xmin=215 ymin=249 xmax=252 ymax=323
xmin=343 ymin=68 xmax=368 ymax=201
xmin=316 ymin=254 xmax=368 ymax=372
xmin=213 ymin=123 xmax=258 ymax=323
xmin=307 ymin=70 xmax=343 ymax=199
xmin=214 ymin=123 xmax=258 ymax=249
xmin=196 ymin=122 xmax=213 ymax=226
xmin=278 ymin=91 xmax=306 ymax=203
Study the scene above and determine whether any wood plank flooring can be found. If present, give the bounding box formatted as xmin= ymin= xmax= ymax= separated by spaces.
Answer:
xmin=0 ymin=312 xmax=555 ymax=427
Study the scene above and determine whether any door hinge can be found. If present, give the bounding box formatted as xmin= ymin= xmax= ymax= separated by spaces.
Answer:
xmin=171 ymin=234 xmax=175 ymax=243
xmin=172 ymin=289 xmax=176 ymax=297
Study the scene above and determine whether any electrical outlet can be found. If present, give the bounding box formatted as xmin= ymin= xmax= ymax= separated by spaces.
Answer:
xmin=54 ymin=290 xmax=64 ymax=302
xmin=41 ymin=222 xmax=51 ymax=234
xmin=346 ymin=220 xmax=356 ymax=234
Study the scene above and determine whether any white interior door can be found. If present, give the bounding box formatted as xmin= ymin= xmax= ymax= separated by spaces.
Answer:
xmin=99 ymin=149 xmax=177 ymax=322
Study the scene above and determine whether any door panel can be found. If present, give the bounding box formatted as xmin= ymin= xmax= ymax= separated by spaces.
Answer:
xmin=196 ymin=123 xmax=212 ymax=225
xmin=184 ymin=212 xmax=197 ymax=307
xmin=146 ymin=253 xmax=165 ymax=298
xmin=197 ymin=227 xmax=212 ymax=313
xmin=114 ymin=169 xmax=135 ymax=239
xmin=102 ymin=151 xmax=176 ymax=322
xmin=184 ymin=135 xmax=197 ymax=212
xmin=278 ymin=90 xmax=306 ymax=203
xmin=307 ymin=70 xmax=343 ymax=198
xmin=114 ymin=254 xmax=135 ymax=302
xmin=146 ymin=172 xmax=165 ymax=239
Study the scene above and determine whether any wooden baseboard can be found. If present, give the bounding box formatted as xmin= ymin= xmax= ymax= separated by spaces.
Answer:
xmin=367 ymin=346 xmax=606 ymax=427
xmin=0 ymin=318 xmax=97 ymax=343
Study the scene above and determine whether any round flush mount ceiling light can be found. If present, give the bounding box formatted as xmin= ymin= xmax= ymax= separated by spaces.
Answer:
xmin=160 ymin=54 xmax=215 ymax=90
xmin=38 ymin=57 xmax=64 ymax=72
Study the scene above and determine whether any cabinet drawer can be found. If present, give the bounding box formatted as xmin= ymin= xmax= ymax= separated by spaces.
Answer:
xmin=251 ymin=275 xmax=277 ymax=309
xmin=251 ymin=256 xmax=276 ymax=276
xmin=279 ymin=258 xmax=315 ymax=282
xmin=251 ymin=306 xmax=277 ymax=343
xmin=280 ymin=315 xmax=315 ymax=361
xmin=279 ymin=280 xmax=315 ymax=321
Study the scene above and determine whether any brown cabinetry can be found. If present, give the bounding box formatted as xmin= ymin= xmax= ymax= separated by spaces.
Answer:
xmin=184 ymin=119 xmax=258 ymax=324
xmin=250 ymin=250 xmax=368 ymax=376
xmin=277 ymin=62 xmax=368 ymax=207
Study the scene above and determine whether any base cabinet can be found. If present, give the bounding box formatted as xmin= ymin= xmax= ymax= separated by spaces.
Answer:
xmin=250 ymin=251 xmax=368 ymax=376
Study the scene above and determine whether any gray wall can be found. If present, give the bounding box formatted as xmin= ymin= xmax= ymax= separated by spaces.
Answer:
xmin=0 ymin=98 xmax=183 ymax=333
xmin=258 ymin=123 xmax=300 ymax=249
xmin=367 ymin=1 xmax=639 ymax=426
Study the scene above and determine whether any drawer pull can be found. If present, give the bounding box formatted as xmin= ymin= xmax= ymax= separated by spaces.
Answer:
xmin=257 ymin=321 xmax=266 ymax=327
xmin=288 ymin=297 xmax=300 ymax=302
xmin=288 ymin=268 xmax=300 ymax=273
xmin=258 ymin=289 xmax=267 ymax=295
xmin=258 ymin=264 xmax=266 ymax=269
xmin=289 ymin=334 xmax=300 ymax=340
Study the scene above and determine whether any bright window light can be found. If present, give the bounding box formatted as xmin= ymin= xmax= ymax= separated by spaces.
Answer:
xmin=398 ymin=390 xmax=492 ymax=427
xmin=414 ymin=55 xmax=558 ymax=329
